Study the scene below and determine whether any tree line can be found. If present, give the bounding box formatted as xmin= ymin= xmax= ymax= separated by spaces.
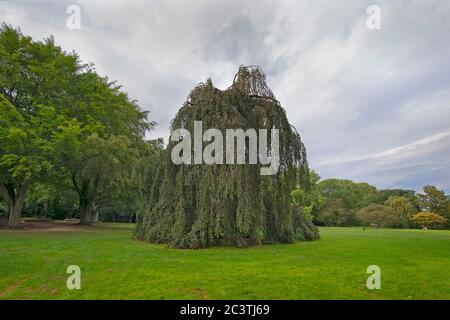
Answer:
xmin=292 ymin=170 xmax=449 ymax=229
xmin=1 ymin=26 xmax=448 ymax=232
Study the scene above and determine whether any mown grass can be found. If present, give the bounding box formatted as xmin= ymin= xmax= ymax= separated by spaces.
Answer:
xmin=0 ymin=224 xmax=449 ymax=299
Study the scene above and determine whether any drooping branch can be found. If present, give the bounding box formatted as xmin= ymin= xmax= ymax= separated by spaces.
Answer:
xmin=136 ymin=66 xmax=319 ymax=248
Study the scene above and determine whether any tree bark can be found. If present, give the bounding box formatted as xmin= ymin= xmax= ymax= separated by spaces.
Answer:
xmin=73 ymin=175 xmax=96 ymax=225
xmin=8 ymin=202 xmax=23 ymax=228
xmin=42 ymin=200 xmax=48 ymax=219
xmin=79 ymin=199 xmax=93 ymax=225
xmin=0 ymin=181 xmax=29 ymax=229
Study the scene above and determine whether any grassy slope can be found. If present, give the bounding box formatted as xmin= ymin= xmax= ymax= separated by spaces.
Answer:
xmin=0 ymin=224 xmax=449 ymax=299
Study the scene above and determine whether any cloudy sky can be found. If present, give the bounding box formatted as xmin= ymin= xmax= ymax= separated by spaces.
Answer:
xmin=1 ymin=0 xmax=450 ymax=192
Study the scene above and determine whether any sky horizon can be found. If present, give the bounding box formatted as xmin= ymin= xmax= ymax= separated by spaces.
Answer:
xmin=1 ymin=0 xmax=449 ymax=193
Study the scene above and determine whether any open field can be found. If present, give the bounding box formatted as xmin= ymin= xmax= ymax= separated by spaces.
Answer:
xmin=0 ymin=223 xmax=449 ymax=300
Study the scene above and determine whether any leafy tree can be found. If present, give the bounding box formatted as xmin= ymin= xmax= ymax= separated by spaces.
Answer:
xmin=53 ymin=129 xmax=138 ymax=224
xmin=385 ymin=196 xmax=417 ymax=228
xmin=375 ymin=189 xmax=420 ymax=211
xmin=357 ymin=204 xmax=400 ymax=228
xmin=26 ymin=183 xmax=55 ymax=218
xmin=315 ymin=179 xmax=378 ymax=226
xmin=136 ymin=66 xmax=318 ymax=248
xmin=318 ymin=179 xmax=377 ymax=212
xmin=95 ymin=139 xmax=163 ymax=224
xmin=52 ymin=69 xmax=151 ymax=225
xmin=417 ymin=186 xmax=450 ymax=225
xmin=315 ymin=198 xmax=355 ymax=226
xmin=0 ymin=25 xmax=151 ymax=225
xmin=410 ymin=212 xmax=447 ymax=229
xmin=0 ymin=24 xmax=78 ymax=227
xmin=0 ymin=93 xmax=53 ymax=227
xmin=291 ymin=170 xmax=324 ymax=221
xmin=47 ymin=185 xmax=78 ymax=220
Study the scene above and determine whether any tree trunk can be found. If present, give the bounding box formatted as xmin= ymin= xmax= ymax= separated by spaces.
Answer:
xmin=2 ymin=181 xmax=29 ymax=229
xmin=73 ymin=176 xmax=96 ymax=225
xmin=8 ymin=202 xmax=23 ymax=228
xmin=42 ymin=200 xmax=48 ymax=219
xmin=79 ymin=200 xmax=93 ymax=225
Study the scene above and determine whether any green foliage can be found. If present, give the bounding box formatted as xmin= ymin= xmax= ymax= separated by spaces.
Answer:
xmin=0 ymin=201 xmax=7 ymax=217
xmin=310 ymin=179 xmax=435 ymax=228
xmin=0 ymin=93 xmax=55 ymax=181
xmin=318 ymin=179 xmax=378 ymax=211
xmin=315 ymin=198 xmax=354 ymax=226
xmin=136 ymin=66 xmax=318 ymax=248
xmin=356 ymin=204 xmax=400 ymax=227
xmin=313 ymin=179 xmax=378 ymax=226
xmin=417 ymin=185 xmax=450 ymax=225
xmin=291 ymin=170 xmax=324 ymax=222
xmin=410 ymin=212 xmax=447 ymax=229
xmin=385 ymin=196 xmax=417 ymax=228
xmin=375 ymin=189 xmax=420 ymax=210
xmin=53 ymin=128 xmax=139 ymax=223
xmin=0 ymin=25 xmax=152 ymax=225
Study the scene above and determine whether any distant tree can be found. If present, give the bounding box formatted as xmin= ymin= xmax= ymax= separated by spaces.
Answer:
xmin=291 ymin=170 xmax=324 ymax=221
xmin=318 ymin=179 xmax=377 ymax=212
xmin=26 ymin=183 xmax=55 ymax=219
xmin=314 ymin=198 xmax=355 ymax=226
xmin=315 ymin=179 xmax=377 ymax=226
xmin=417 ymin=186 xmax=450 ymax=225
xmin=375 ymin=189 xmax=420 ymax=211
xmin=410 ymin=212 xmax=447 ymax=229
xmin=356 ymin=204 xmax=400 ymax=228
xmin=385 ymin=196 xmax=417 ymax=228
xmin=48 ymin=185 xmax=78 ymax=220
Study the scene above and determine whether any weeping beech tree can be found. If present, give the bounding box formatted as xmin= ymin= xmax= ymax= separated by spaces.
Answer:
xmin=136 ymin=66 xmax=319 ymax=248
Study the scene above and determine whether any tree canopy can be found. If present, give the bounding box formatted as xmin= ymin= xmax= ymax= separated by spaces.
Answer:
xmin=135 ymin=66 xmax=319 ymax=248
xmin=410 ymin=212 xmax=447 ymax=229
xmin=418 ymin=185 xmax=450 ymax=226
xmin=0 ymin=24 xmax=151 ymax=227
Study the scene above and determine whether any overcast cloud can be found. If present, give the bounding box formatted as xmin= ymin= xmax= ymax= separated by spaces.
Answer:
xmin=1 ymin=0 xmax=449 ymax=192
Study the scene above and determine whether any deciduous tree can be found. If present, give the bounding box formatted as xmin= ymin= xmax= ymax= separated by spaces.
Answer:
xmin=418 ymin=186 xmax=450 ymax=225
xmin=385 ymin=196 xmax=417 ymax=228
xmin=357 ymin=204 xmax=399 ymax=228
xmin=136 ymin=66 xmax=318 ymax=248
xmin=410 ymin=212 xmax=447 ymax=229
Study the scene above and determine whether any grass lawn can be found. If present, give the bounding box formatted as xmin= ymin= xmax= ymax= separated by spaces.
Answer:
xmin=0 ymin=224 xmax=449 ymax=300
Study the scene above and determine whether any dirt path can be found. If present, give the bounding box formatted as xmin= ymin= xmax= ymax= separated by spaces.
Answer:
xmin=0 ymin=219 xmax=97 ymax=232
